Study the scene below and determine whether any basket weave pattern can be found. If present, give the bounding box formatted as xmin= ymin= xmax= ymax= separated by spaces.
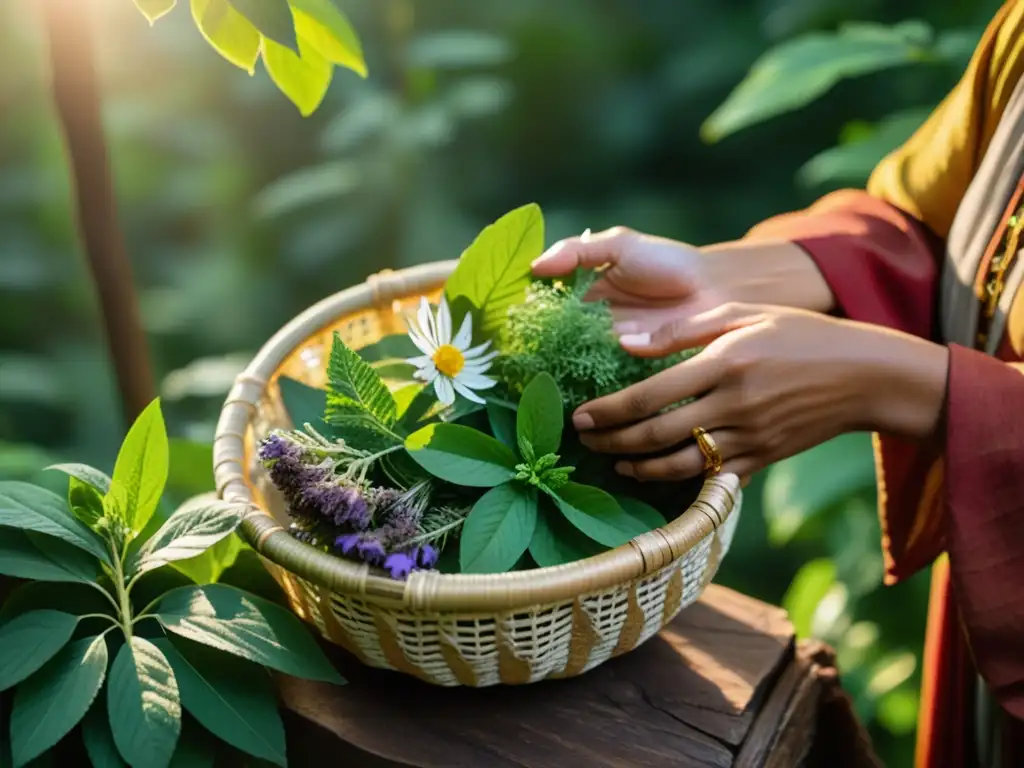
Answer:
xmin=214 ymin=263 xmax=742 ymax=687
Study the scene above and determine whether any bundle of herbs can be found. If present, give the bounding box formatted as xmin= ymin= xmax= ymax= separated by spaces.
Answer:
xmin=267 ymin=204 xmax=703 ymax=579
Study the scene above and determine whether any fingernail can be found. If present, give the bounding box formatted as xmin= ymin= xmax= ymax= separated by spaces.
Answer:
xmin=580 ymin=227 xmax=592 ymax=242
xmin=531 ymin=242 xmax=563 ymax=267
xmin=614 ymin=321 xmax=639 ymax=334
xmin=573 ymin=411 xmax=595 ymax=431
xmin=615 ymin=461 xmax=633 ymax=477
xmin=619 ymin=332 xmax=651 ymax=348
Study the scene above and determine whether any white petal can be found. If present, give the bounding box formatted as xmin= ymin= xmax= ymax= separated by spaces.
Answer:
xmin=436 ymin=297 xmax=452 ymax=345
xmin=452 ymin=380 xmax=487 ymax=404
xmin=407 ymin=327 xmax=436 ymax=356
xmin=463 ymin=349 xmax=498 ymax=364
xmin=460 ymin=360 xmax=494 ymax=376
xmin=455 ymin=373 xmax=497 ymax=390
xmin=417 ymin=298 xmax=438 ymax=346
xmin=464 ymin=340 xmax=492 ymax=358
xmin=414 ymin=363 xmax=437 ymax=382
xmin=405 ymin=355 xmax=432 ymax=368
xmin=452 ymin=312 xmax=473 ymax=350
xmin=434 ymin=375 xmax=455 ymax=406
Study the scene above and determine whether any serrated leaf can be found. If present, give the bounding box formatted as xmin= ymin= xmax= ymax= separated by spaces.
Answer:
xmin=529 ymin=505 xmax=605 ymax=568
xmin=325 ymin=333 xmax=397 ymax=426
xmin=46 ymin=464 xmax=111 ymax=494
xmin=444 ymin=204 xmax=545 ymax=339
xmin=0 ymin=482 xmax=109 ymax=564
xmin=133 ymin=0 xmax=176 ymax=23
xmin=0 ymin=529 xmax=100 ymax=584
xmin=405 ymin=423 xmax=517 ymax=487
xmin=82 ymin=700 xmax=128 ymax=768
xmin=0 ymin=611 xmax=79 ymax=692
xmin=229 ymin=0 xmax=296 ymax=50
xmin=112 ymin=399 xmax=169 ymax=535
xmin=131 ymin=495 xmax=244 ymax=578
xmin=68 ymin=478 xmax=105 ymax=529
xmin=154 ymin=638 xmax=286 ymax=766
xmin=10 ymin=635 xmax=108 ymax=767
xmin=191 ymin=0 xmax=261 ymax=73
xmin=517 ymin=373 xmax=562 ymax=457
xmin=108 ymin=637 xmax=181 ymax=768
xmin=460 ymin=484 xmax=537 ymax=574
xmin=553 ymin=482 xmax=648 ymax=548
xmin=155 ymin=584 xmax=342 ymax=683
xmin=263 ymin=31 xmax=333 ymax=117
xmin=290 ymin=0 xmax=366 ymax=77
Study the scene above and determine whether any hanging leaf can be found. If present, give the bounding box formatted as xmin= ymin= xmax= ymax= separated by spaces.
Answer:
xmin=529 ymin=505 xmax=606 ymax=568
xmin=405 ymin=423 xmax=518 ymax=487
xmin=108 ymin=638 xmax=182 ymax=768
xmin=553 ymin=482 xmax=648 ymax=548
xmin=460 ymin=484 xmax=538 ymax=574
xmin=263 ymin=32 xmax=333 ymax=117
xmin=191 ymin=0 xmax=262 ymax=74
xmin=289 ymin=0 xmax=366 ymax=76
xmin=325 ymin=333 xmax=397 ymax=426
xmin=0 ymin=530 xmax=100 ymax=584
xmin=82 ymin=700 xmax=128 ymax=768
xmin=229 ymin=0 xmax=297 ymax=51
xmin=0 ymin=611 xmax=79 ymax=692
xmin=0 ymin=482 xmax=109 ymax=563
xmin=134 ymin=0 xmax=177 ymax=24
xmin=516 ymin=373 xmax=563 ymax=458
xmin=131 ymin=496 xmax=244 ymax=577
xmin=112 ymin=399 xmax=170 ymax=535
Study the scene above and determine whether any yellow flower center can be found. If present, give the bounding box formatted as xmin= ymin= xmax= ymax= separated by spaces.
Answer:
xmin=432 ymin=344 xmax=465 ymax=378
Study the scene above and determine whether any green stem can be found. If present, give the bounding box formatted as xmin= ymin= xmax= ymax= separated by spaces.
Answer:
xmin=109 ymin=541 xmax=132 ymax=640
xmin=78 ymin=613 xmax=120 ymax=627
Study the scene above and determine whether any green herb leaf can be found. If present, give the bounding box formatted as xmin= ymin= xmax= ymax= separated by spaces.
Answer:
xmin=529 ymin=505 xmax=606 ymax=568
xmin=0 ymin=611 xmax=79 ymax=692
xmin=10 ymin=635 xmax=109 ymax=767
xmin=405 ymin=423 xmax=517 ymax=487
xmin=108 ymin=638 xmax=181 ymax=768
xmin=263 ymin=32 xmax=333 ymax=117
xmin=326 ymin=333 xmax=397 ymax=426
xmin=392 ymin=384 xmax=423 ymax=420
xmin=0 ymin=482 xmax=109 ymax=564
xmin=68 ymin=478 xmax=105 ymax=529
xmin=82 ymin=700 xmax=128 ymax=768
xmin=615 ymin=496 xmax=668 ymax=530
xmin=289 ymin=0 xmax=366 ymax=77
xmin=154 ymin=638 xmax=287 ymax=766
xmin=131 ymin=495 xmax=244 ymax=578
xmin=155 ymin=584 xmax=343 ymax=683
xmin=191 ymin=0 xmax=261 ymax=73
xmin=517 ymin=372 xmax=562 ymax=457
xmin=459 ymin=484 xmax=538 ymax=574
xmin=444 ymin=203 xmax=545 ymax=339
xmin=486 ymin=402 xmax=517 ymax=449
xmin=112 ymin=399 xmax=169 ymax=535
xmin=171 ymin=533 xmax=246 ymax=585
xmin=277 ymin=376 xmax=333 ymax=435
xmin=0 ymin=530 xmax=100 ymax=584
xmin=553 ymin=482 xmax=649 ymax=548
xmin=45 ymin=464 xmax=111 ymax=494
xmin=228 ymin=0 xmax=296 ymax=50
xmin=133 ymin=0 xmax=176 ymax=24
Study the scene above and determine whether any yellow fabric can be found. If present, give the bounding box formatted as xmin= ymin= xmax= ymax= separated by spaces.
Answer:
xmin=867 ymin=0 xmax=1024 ymax=239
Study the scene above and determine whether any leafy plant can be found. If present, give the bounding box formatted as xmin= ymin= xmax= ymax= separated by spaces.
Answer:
xmin=0 ymin=399 xmax=341 ymax=767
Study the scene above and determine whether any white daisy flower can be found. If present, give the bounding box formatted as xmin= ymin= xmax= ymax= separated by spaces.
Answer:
xmin=405 ymin=296 xmax=498 ymax=406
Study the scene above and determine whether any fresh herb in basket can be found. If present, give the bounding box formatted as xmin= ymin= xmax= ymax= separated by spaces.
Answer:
xmin=0 ymin=399 xmax=340 ymax=768
xmin=265 ymin=203 xmax=703 ymax=579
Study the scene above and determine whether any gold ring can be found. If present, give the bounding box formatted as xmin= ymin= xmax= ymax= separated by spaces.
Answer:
xmin=692 ymin=427 xmax=722 ymax=477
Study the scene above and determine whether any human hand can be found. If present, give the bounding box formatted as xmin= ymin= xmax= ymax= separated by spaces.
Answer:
xmin=571 ymin=303 xmax=949 ymax=482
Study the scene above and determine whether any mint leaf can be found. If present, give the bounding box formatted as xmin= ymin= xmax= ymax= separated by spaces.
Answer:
xmin=553 ymin=482 xmax=649 ymax=548
xmin=459 ymin=484 xmax=538 ymax=574
xmin=112 ymin=398 xmax=170 ymax=535
xmin=131 ymin=495 xmax=244 ymax=578
xmin=0 ymin=611 xmax=79 ymax=692
xmin=290 ymin=0 xmax=366 ymax=76
xmin=107 ymin=638 xmax=182 ymax=768
xmin=191 ymin=0 xmax=261 ymax=73
xmin=0 ymin=482 xmax=109 ymax=564
xmin=228 ymin=0 xmax=297 ymax=51
xmin=326 ymin=333 xmax=397 ymax=426
xmin=529 ymin=506 xmax=606 ymax=568
xmin=0 ymin=530 xmax=100 ymax=584
xmin=405 ymin=423 xmax=517 ymax=487
xmin=615 ymin=496 xmax=668 ymax=530
xmin=517 ymin=372 xmax=563 ymax=457
xmin=45 ymin=464 xmax=111 ymax=494
xmin=445 ymin=203 xmax=545 ymax=339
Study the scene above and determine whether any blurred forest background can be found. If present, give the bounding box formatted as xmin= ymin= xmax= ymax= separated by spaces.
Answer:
xmin=0 ymin=0 xmax=1002 ymax=764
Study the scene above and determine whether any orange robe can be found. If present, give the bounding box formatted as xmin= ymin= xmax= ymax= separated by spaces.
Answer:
xmin=745 ymin=2 xmax=1024 ymax=765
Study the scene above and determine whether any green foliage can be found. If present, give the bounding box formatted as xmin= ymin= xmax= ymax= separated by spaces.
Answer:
xmin=405 ymin=423 xmax=518 ymax=487
xmin=325 ymin=333 xmax=402 ymax=451
xmin=459 ymin=483 xmax=538 ymax=574
xmin=516 ymin=372 xmax=562 ymax=458
xmin=107 ymin=638 xmax=181 ymax=768
xmin=111 ymin=399 xmax=169 ymax=534
xmin=0 ymin=611 xmax=80 ymax=692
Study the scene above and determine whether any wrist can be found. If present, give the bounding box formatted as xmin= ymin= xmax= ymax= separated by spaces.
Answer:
xmin=701 ymin=240 xmax=836 ymax=313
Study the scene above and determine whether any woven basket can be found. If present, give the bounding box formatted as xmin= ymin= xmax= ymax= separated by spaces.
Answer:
xmin=213 ymin=261 xmax=742 ymax=687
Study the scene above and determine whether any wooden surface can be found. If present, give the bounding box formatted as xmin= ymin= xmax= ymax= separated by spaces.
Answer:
xmin=279 ymin=585 xmax=876 ymax=767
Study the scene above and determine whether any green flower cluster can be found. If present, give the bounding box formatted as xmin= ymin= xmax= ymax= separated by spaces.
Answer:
xmin=498 ymin=278 xmax=698 ymax=410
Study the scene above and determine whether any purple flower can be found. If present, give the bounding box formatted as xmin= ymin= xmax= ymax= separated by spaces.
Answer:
xmin=417 ymin=545 xmax=439 ymax=569
xmin=384 ymin=552 xmax=416 ymax=579
xmin=335 ymin=533 xmax=362 ymax=555
xmin=302 ymin=483 xmax=370 ymax=529
xmin=355 ymin=538 xmax=387 ymax=565
xmin=259 ymin=434 xmax=300 ymax=462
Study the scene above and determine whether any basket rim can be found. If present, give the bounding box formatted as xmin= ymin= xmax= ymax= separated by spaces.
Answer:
xmin=213 ymin=260 xmax=741 ymax=613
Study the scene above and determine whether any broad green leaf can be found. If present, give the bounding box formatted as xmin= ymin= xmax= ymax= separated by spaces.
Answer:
xmin=702 ymin=22 xmax=937 ymax=142
xmin=529 ymin=506 xmax=605 ymax=568
xmin=460 ymin=484 xmax=537 ymax=574
xmin=112 ymin=399 xmax=169 ymax=534
xmin=615 ymin=496 xmax=668 ymax=530
xmin=131 ymin=495 xmax=244 ymax=577
xmin=10 ymin=635 xmax=109 ymax=767
xmin=0 ymin=482 xmax=109 ymax=563
xmin=0 ymin=611 xmax=79 ymax=692
xmin=263 ymin=32 xmax=333 ymax=117
xmin=783 ymin=558 xmax=837 ymax=639
xmin=0 ymin=529 xmax=100 ymax=584
xmin=133 ymin=0 xmax=176 ymax=24
xmin=154 ymin=639 xmax=286 ymax=766
xmin=486 ymin=402 xmax=517 ymax=449
xmin=444 ymin=203 xmax=545 ymax=338
xmin=392 ymin=384 xmax=423 ymax=420
xmin=762 ymin=434 xmax=875 ymax=546
xmin=155 ymin=584 xmax=342 ymax=683
xmin=553 ymin=482 xmax=648 ymax=548
xmin=191 ymin=0 xmax=261 ymax=73
xmin=68 ymin=478 xmax=105 ymax=529
xmin=82 ymin=701 xmax=128 ymax=768
xmin=405 ymin=423 xmax=517 ymax=487
xmin=290 ymin=0 xmax=366 ymax=76
xmin=325 ymin=333 xmax=397 ymax=426
xmin=517 ymin=373 xmax=562 ymax=457
xmin=277 ymin=376 xmax=333 ymax=434
xmin=172 ymin=533 xmax=246 ymax=585
xmin=108 ymin=637 xmax=181 ymax=768
xmin=45 ymin=464 xmax=111 ymax=494
xmin=229 ymin=0 xmax=297 ymax=50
